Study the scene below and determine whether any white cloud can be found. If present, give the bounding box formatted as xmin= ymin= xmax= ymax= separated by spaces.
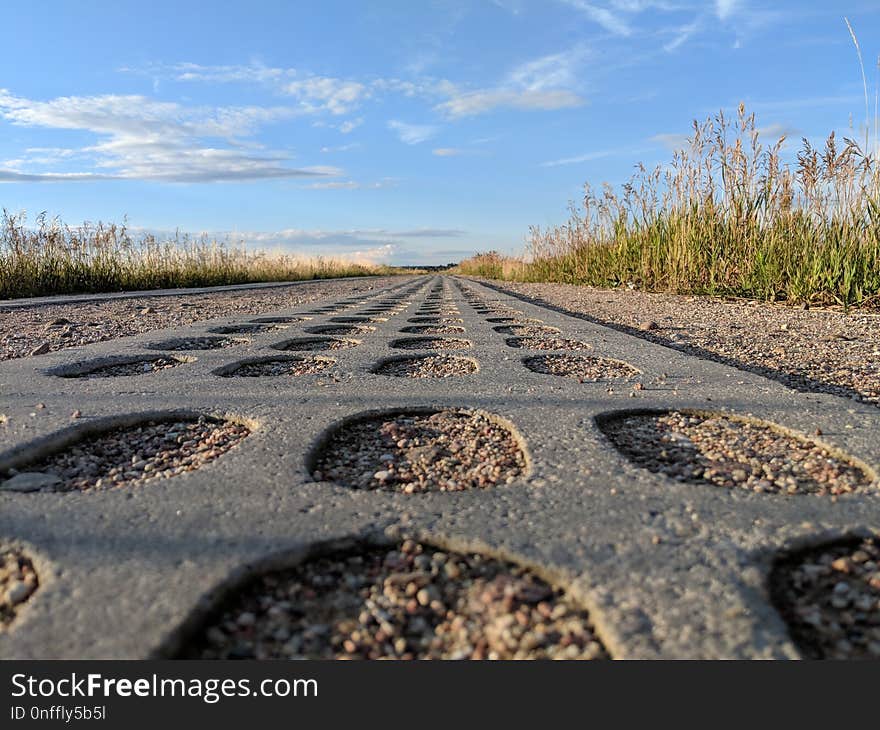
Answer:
xmin=755 ymin=123 xmax=801 ymax=140
xmin=321 ymin=143 xmax=360 ymax=153
xmin=663 ymin=19 xmax=701 ymax=52
xmin=282 ymin=77 xmax=369 ymax=115
xmin=435 ymin=48 xmax=588 ymax=118
xmin=507 ymin=48 xmax=588 ymax=92
xmin=388 ymin=120 xmax=438 ymax=144
xmin=389 ymin=228 xmax=465 ymax=237
xmin=193 ymin=227 xmax=466 ymax=263
xmin=0 ymin=170 xmax=114 ymax=183
xmin=433 ymin=148 xmax=463 ymax=156
xmin=540 ymin=146 xmax=640 ymax=166
xmin=715 ymin=0 xmax=738 ymax=21
xmin=562 ymin=1 xmax=633 ymax=35
xmin=302 ymin=178 xmax=396 ymax=190
xmin=161 ymin=62 xmax=287 ymax=84
xmin=438 ymin=89 xmax=582 ymax=117
xmin=650 ymin=132 xmax=691 ymax=150
xmin=124 ymin=56 xmax=587 ymax=126
xmin=0 ymin=89 xmax=339 ymax=183
xmin=338 ymin=117 xmax=363 ymax=133
xmin=127 ymin=63 xmax=371 ymax=116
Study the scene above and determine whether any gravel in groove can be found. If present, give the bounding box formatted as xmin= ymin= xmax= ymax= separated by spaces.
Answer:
xmin=220 ymin=357 xmax=335 ymax=377
xmin=0 ymin=548 xmax=38 ymax=630
xmin=146 ymin=336 xmax=246 ymax=351
xmin=313 ymin=410 xmax=526 ymax=493
xmin=62 ymin=356 xmax=185 ymax=378
xmin=494 ymin=325 xmax=561 ymax=336
xmin=180 ymin=540 xmax=607 ymax=660
xmin=306 ymin=325 xmax=376 ymax=336
xmin=600 ymin=410 xmax=873 ymax=495
xmin=272 ymin=337 xmax=359 ymax=351
xmin=771 ymin=536 xmax=880 ymax=659
xmin=524 ymin=354 xmax=638 ymax=380
xmin=505 ymin=336 xmax=592 ymax=351
xmin=4 ymin=416 xmax=250 ymax=492
xmin=208 ymin=324 xmax=288 ymax=335
xmin=374 ymin=355 xmax=477 ymax=378
xmin=391 ymin=337 xmax=472 ymax=350
xmin=400 ymin=325 xmax=466 ymax=335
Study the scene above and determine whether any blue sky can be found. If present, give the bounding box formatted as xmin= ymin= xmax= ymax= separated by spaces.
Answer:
xmin=1 ymin=1 xmax=879 ymax=265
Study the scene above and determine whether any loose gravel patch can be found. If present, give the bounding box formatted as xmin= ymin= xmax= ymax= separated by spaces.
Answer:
xmin=391 ymin=337 xmax=472 ymax=350
xmin=374 ymin=355 xmax=477 ymax=378
xmin=524 ymin=354 xmax=638 ymax=381
xmin=0 ymin=416 xmax=250 ymax=493
xmin=494 ymin=324 xmax=561 ymax=336
xmin=505 ymin=336 xmax=592 ymax=351
xmin=400 ymin=325 xmax=466 ymax=335
xmin=306 ymin=325 xmax=376 ymax=336
xmin=771 ymin=536 xmax=880 ymax=659
xmin=0 ymin=547 xmax=39 ymax=631
xmin=312 ymin=409 xmax=526 ymax=493
xmin=272 ymin=337 xmax=359 ymax=352
xmin=599 ymin=410 xmax=873 ymax=495
xmin=146 ymin=336 xmax=247 ymax=351
xmin=216 ymin=356 xmax=335 ymax=378
xmin=208 ymin=323 xmax=288 ymax=335
xmin=178 ymin=539 xmax=607 ymax=660
xmin=55 ymin=356 xmax=188 ymax=378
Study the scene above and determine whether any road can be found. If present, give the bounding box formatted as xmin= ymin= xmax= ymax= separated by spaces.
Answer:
xmin=1 ymin=275 xmax=878 ymax=658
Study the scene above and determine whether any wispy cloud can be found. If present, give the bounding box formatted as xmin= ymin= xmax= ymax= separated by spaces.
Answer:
xmin=436 ymin=47 xmax=588 ymax=118
xmin=650 ymin=132 xmax=691 ymax=150
xmin=507 ymin=49 xmax=588 ymax=92
xmin=127 ymin=62 xmax=370 ymax=116
xmin=651 ymin=122 xmax=801 ymax=153
xmin=433 ymin=148 xmax=463 ymax=156
xmin=338 ymin=117 xmax=363 ymax=133
xmin=0 ymin=89 xmax=340 ymax=183
xmin=0 ymin=170 xmax=114 ymax=183
xmin=664 ymin=19 xmax=701 ymax=52
xmin=389 ymin=228 xmax=465 ymax=237
xmin=540 ymin=145 xmax=644 ymax=166
xmin=387 ymin=120 xmax=438 ymax=144
xmin=563 ymin=1 xmax=633 ymax=36
xmin=301 ymin=178 xmax=396 ymax=190
xmin=756 ymin=122 xmax=802 ymax=140
xmin=281 ymin=77 xmax=369 ymax=115
xmin=715 ymin=0 xmax=738 ymax=21
xmin=321 ymin=142 xmax=360 ymax=153
xmin=201 ymin=226 xmax=466 ymax=263
xmin=438 ymin=89 xmax=583 ymax=117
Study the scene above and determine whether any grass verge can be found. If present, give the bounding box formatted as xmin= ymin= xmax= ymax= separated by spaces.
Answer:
xmin=1 ymin=211 xmax=403 ymax=299
xmin=455 ymin=105 xmax=880 ymax=309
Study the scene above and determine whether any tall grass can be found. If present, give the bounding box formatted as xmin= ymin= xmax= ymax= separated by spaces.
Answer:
xmin=457 ymin=104 xmax=880 ymax=308
xmin=0 ymin=211 xmax=399 ymax=299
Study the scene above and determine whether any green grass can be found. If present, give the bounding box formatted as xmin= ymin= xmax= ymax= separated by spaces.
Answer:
xmin=0 ymin=211 xmax=403 ymax=299
xmin=455 ymin=105 xmax=880 ymax=309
